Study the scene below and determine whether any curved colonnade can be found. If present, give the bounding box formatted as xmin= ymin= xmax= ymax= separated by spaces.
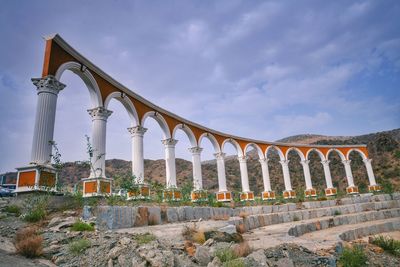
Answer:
xmin=15 ymin=34 xmax=381 ymax=201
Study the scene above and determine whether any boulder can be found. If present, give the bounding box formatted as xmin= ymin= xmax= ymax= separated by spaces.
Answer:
xmin=204 ymin=230 xmax=243 ymax=243
xmin=195 ymin=245 xmax=212 ymax=266
xmin=218 ymin=224 xmax=237 ymax=234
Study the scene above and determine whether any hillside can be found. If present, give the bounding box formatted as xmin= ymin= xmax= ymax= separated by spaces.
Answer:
xmin=2 ymin=129 xmax=399 ymax=194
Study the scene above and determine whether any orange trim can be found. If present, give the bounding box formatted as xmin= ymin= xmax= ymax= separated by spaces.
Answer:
xmin=84 ymin=181 xmax=97 ymax=194
xmin=18 ymin=171 xmax=36 ymax=187
xmin=39 ymin=171 xmax=56 ymax=187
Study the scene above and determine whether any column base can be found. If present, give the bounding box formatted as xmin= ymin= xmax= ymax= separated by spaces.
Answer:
xmin=262 ymin=191 xmax=276 ymax=200
xmin=126 ymin=183 xmax=150 ymax=200
xmin=283 ymin=190 xmax=296 ymax=199
xmin=163 ymin=187 xmax=182 ymax=201
xmin=324 ymin=187 xmax=337 ymax=197
xmin=346 ymin=185 xmax=359 ymax=195
xmin=191 ymin=190 xmax=208 ymax=202
xmin=83 ymin=177 xmax=112 ymax=197
xmin=216 ymin=191 xmax=232 ymax=202
xmin=304 ymin=188 xmax=317 ymax=198
xmin=240 ymin=191 xmax=254 ymax=201
xmin=15 ymin=165 xmax=58 ymax=193
xmin=368 ymin=184 xmax=382 ymax=192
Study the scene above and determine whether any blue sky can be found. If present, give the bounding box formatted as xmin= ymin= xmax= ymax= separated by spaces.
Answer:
xmin=0 ymin=0 xmax=399 ymax=173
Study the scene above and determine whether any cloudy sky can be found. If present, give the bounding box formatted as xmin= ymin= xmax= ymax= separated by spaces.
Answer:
xmin=0 ymin=0 xmax=399 ymax=173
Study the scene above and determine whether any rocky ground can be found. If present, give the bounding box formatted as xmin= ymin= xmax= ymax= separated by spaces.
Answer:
xmin=1 ymin=197 xmax=400 ymax=267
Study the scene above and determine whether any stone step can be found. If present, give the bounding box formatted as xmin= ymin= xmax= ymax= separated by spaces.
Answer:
xmin=288 ymin=208 xmax=400 ymax=237
xmin=339 ymin=218 xmax=400 ymax=241
xmin=229 ymin=200 xmax=400 ymax=232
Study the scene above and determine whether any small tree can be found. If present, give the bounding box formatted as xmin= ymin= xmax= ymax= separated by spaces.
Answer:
xmin=49 ymin=140 xmax=64 ymax=191
xmin=85 ymin=135 xmax=105 ymax=178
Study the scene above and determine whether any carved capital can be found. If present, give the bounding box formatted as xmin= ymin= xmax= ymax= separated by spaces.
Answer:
xmin=87 ymin=107 xmax=113 ymax=121
xmin=300 ymin=160 xmax=310 ymax=165
xmin=342 ymin=159 xmax=351 ymax=165
xmin=258 ymin=158 xmax=269 ymax=164
xmin=214 ymin=152 xmax=226 ymax=160
xmin=32 ymin=75 xmax=66 ymax=95
xmin=188 ymin=147 xmax=203 ymax=154
xmin=321 ymin=159 xmax=330 ymax=165
xmin=363 ymin=158 xmax=372 ymax=164
xmin=238 ymin=155 xmax=248 ymax=163
xmin=162 ymin=138 xmax=178 ymax=147
xmin=279 ymin=159 xmax=290 ymax=166
xmin=127 ymin=126 xmax=147 ymax=137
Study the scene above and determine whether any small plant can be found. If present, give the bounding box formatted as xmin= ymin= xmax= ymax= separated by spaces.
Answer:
xmin=22 ymin=193 xmax=49 ymax=222
xmin=215 ymin=247 xmax=238 ymax=263
xmin=70 ymin=219 xmax=95 ymax=231
xmin=334 ymin=210 xmax=342 ymax=216
xmin=181 ymin=223 xmax=205 ymax=244
xmin=233 ymin=241 xmax=251 ymax=257
xmin=14 ymin=227 xmax=43 ymax=258
xmin=293 ymin=215 xmax=300 ymax=221
xmin=370 ymin=235 xmax=400 ymax=256
xmin=24 ymin=208 xmax=46 ymax=222
xmin=339 ymin=245 xmax=367 ymax=267
xmin=4 ymin=205 xmax=21 ymax=216
xmin=133 ymin=233 xmax=156 ymax=244
xmin=223 ymin=258 xmax=245 ymax=267
xmin=68 ymin=239 xmax=91 ymax=255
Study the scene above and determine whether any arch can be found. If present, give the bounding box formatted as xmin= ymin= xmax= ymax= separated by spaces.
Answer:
xmin=104 ymin=92 xmax=139 ymax=126
xmin=55 ymin=61 xmax=103 ymax=107
xmin=326 ymin=148 xmax=346 ymax=161
xmin=346 ymin=148 xmax=368 ymax=160
xmin=244 ymin=143 xmax=264 ymax=159
xmin=141 ymin=111 xmax=171 ymax=139
xmin=306 ymin=148 xmax=326 ymax=161
xmin=222 ymin=138 xmax=243 ymax=156
xmin=265 ymin=145 xmax=285 ymax=161
xmin=285 ymin=147 xmax=306 ymax=161
xmin=198 ymin=133 xmax=221 ymax=153
xmin=172 ymin=124 xmax=197 ymax=147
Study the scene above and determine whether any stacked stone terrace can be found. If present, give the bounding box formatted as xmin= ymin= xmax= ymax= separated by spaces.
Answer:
xmin=85 ymin=193 xmax=400 ymax=243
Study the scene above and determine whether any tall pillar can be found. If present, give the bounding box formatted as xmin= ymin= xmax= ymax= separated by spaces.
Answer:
xmin=127 ymin=126 xmax=147 ymax=183
xmin=238 ymin=156 xmax=254 ymax=201
xmin=342 ymin=159 xmax=359 ymax=194
xmin=162 ymin=138 xmax=178 ymax=188
xmin=190 ymin=147 xmax=207 ymax=202
xmin=280 ymin=160 xmax=296 ymax=198
xmin=321 ymin=160 xmax=337 ymax=196
xmin=300 ymin=160 xmax=317 ymax=197
xmin=16 ymin=76 xmax=65 ymax=193
xmin=189 ymin=147 xmax=203 ymax=190
xmin=259 ymin=158 xmax=275 ymax=200
xmin=215 ymin=152 xmax=232 ymax=202
xmin=363 ymin=158 xmax=381 ymax=192
xmin=83 ymin=106 xmax=113 ymax=197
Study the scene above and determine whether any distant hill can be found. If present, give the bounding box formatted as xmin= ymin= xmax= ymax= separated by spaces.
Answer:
xmin=2 ymin=128 xmax=399 ymax=194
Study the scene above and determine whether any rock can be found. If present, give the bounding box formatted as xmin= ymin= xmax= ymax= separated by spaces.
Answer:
xmin=204 ymin=230 xmax=243 ymax=243
xmin=246 ymin=250 xmax=267 ymax=266
xmin=43 ymin=244 xmax=61 ymax=256
xmin=108 ymin=259 xmax=113 ymax=267
xmin=117 ymin=255 xmax=128 ymax=266
xmin=119 ymin=237 xmax=131 ymax=246
xmin=184 ymin=240 xmax=196 ymax=256
xmin=48 ymin=217 xmax=63 ymax=227
xmin=195 ymin=245 xmax=212 ymax=266
xmin=63 ymin=210 xmax=77 ymax=216
xmin=218 ymin=224 xmax=237 ymax=234
xmin=203 ymin=238 xmax=214 ymax=246
xmin=134 ymin=207 xmax=149 ymax=227
xmin=273 ymin=258 xmax=295 ymax=267
xmin=132 ymin=257 xmax=147 ymax=267
xmin=207 ymin=256 xmax=222 ymax=267
xmin=108 ymin=246 xmax=123 ymax=259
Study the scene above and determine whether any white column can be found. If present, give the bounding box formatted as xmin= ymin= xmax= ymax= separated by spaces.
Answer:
xmin=162 ymin=138 xmax=178 ymax=188
xmin=321 ymin=160 xmax=334 ymax=188
xmin=363 ymin=158 xmax=377 ymax=186
xmin=87 ymin=107 xmax=112 ymax=178
xmin=300 ymin=160 xmax=313 ymax=190
xmin=214 ymin=152 xmax=228 ymax=192
xmin=279 ymin=160 xmax=292 ymax=191
xmin=30 ymin=76 xmax=65 ymax=165
xmin=342 ymin=160 xmax=355 ymax=187
xmin=259 ymin=158 xmax=272 ymax=192
xmin=127 ymin=126 xmax=147 ymax=183
xmin=238 ymin=156 xmax=250 ymax=192
xmin=189 ymin=147 xmax=203 ymax=190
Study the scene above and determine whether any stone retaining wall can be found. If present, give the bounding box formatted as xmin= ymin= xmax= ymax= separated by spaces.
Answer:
xmin=82 ymin=193 xmax=400 ymax=230
xmin=339 ymin=220 xmax=400 ymax=241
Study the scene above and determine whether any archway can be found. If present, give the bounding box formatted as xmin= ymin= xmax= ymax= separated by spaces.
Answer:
xmin=286 ymin=148 xmax=305 ymax=194
xmin=306 ymin=149 xmax=325 ymax=194
xmin=265 ymin=146 xmax=285 ymax=193
xmin=348 ymin=150 xmax=368 ymax=193
xmin=327 ymin=149 xmax=347 ymax=192
xmin=244 ymin=143 xmax=264 ymax=195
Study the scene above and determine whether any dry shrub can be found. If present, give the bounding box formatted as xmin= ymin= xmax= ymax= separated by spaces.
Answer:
xmin=236 ymin=224 xmax=246 ymax=234
xmin=233 ymin=241 xmax=252 ymax=257
xmin=182 ymin=223 xmax=205 ymax=244
xmin=184 ymin=240 xmax=196 ymax=256
xmin=238 ymin=211 xmax=249 ymax=219
xmin=15 ymin=226 xmax=43 ymax=258
xmin=192 ymin=230 xmax=205 ymax=244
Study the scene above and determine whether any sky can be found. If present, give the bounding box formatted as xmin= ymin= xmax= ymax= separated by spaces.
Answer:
xmin=0 ymin=0 xmax=399 ymax=173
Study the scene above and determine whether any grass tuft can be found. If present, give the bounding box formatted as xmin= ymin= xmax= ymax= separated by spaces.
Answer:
xmin=4 ymin=205 xmax=22 ymax=216
xmin=133 ymin=233 xmax=156 ymax=245
xmin=370 ymin=235 xmax=400 ymax=256
xmin=339 ymin=245 xmax=367 ymax=267
xmin=215 ymin=247 xmax=238 ymax=263
xmin=70 ymin=220 xmax=95 ymax=231
xmin=68 ymin=239 xmax=91 ymax=255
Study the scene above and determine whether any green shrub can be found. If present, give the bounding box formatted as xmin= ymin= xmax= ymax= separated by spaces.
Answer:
xmin=394 ymin=150 xmax=400 ymax=159
xmin=334 ymin=210 xmax=342 ymax=216
xmin=215 ymin=247 xmax=238 ymax=263
xmin=293 ymin=215 xmax=300 ymax=221
xmin=370 ymin=235 xmax=400 ymax=256
xmin=339 ymin=245 xmax=367 ymax=267
xmin=23 ymin=194 xmax=49 ymax=222
xmin=70 ymin=220 xmax=95 ymax=231
xmin=68 ymin=239 xmax=91 ymax=255
xmin=223 ymin=258 xmax=245 ymax=267
xmin=4 ymin=205 xmax=21 ymax=216
xmin=133 ymin=233 xmax=156 ymax=244
xmin=24 ymin=208 xmax=46 ymax=222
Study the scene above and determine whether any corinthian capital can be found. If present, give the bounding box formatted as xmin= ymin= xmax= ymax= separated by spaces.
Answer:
xmin=238 ymin=155 xmax=248 ymax=163
xmin=87 ymin=107 xmax=113 ymax=121
xmin=189 ymin=146 xmax=203 ymax=154
xmin=214 ymin=152 xmax=226 ymax=160
xmin=32 ymin=75 xmax=66 ymax=95
xmin=161 ymin=138 xmax=178 ymax=147
xmin=127 ymin=126 xmax=147 ymax=137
